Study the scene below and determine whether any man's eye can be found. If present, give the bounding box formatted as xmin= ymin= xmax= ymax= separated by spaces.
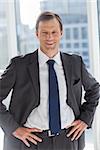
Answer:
xmin=42 ymin=32 xmax=47 ymax=35
xmin=52 ymin=31 xmax=58 ymax=35
xmin=52 ymin=31 xmax=56 ymax=34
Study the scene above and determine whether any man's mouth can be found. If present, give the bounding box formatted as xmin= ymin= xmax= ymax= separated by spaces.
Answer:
xmin=46 ymin=42 xmax=55 ymax=45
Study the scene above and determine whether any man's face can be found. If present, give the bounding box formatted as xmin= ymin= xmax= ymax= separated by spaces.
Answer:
xmin=36 ymin=18 xmax=63 ymax=54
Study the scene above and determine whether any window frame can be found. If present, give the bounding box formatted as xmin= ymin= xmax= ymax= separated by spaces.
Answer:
xmin=86 ymin=0 xmax=100 ymax=150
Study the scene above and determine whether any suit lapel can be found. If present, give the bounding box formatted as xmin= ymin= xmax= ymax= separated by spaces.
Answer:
xmin=28 ymin=50 xmax=40 ymax=104
xmin=60 ymin=53 xmax=73 ymax=105
xmin=61 ymin=53 xmax=80 ymax=116
xmin=61 ymin=53 xmax=72 ymax=85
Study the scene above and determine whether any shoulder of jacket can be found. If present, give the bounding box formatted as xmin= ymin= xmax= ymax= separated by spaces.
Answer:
xmin=62 ymin=52 xmax=82 ymax=60
xmin=11 ymin=50 xmax=37 ymax=65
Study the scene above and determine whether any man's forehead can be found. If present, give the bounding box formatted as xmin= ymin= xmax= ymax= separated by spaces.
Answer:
xmin=38 ymin=19 xmax=60 ymax=28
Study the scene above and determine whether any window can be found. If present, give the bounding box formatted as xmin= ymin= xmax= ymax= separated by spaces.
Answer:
xmin=81 ymin=27 xmax=87 ymax=39
xmin=60 ymin=43 xmax=63 ymax=49
xmin=15 ymin=0 xmax=90 ymax=68
xmin=82 ymin=42 xmax=88 ymax=48
xmin=73 ymin=28 xmax=79 ymax=39
xmin=82 ymin=51 xmax=89 ymax=56
xmin=0 ymin=1 xmax=18 ymax=70
xmin=65 ymin=28 xmax=71 ymax=40
xmin=66 ymin=43 xmax=71 ymax=49
xmin=98 ymin=0 xmax=100 ymax=40
xmin=73 ymin=43 xmax=79 ymax=48
xmin=14 ymin=1 xmax=97 ymax=149
xmin=0 ymin=0 xmax=100 ymax=150
xmin=0 ymin=2 xmax=9 ymax=69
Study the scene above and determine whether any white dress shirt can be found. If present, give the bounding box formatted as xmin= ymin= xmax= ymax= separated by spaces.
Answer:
xmin=24 ymin=49 xmax=75 ymax=130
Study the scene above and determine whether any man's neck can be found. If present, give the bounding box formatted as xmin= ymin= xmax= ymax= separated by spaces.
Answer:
xmin=39 ymin=48 xmax=59 ymax=58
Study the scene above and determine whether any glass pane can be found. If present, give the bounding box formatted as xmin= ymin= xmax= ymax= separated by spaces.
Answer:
xmin=73 ymin=28 xmax=79 ymax=39
xmin=1 ymin=0 xmax=99 ymax=150
xmin=0 ymin=1 xmax=9 ymax=149
xmin=16 ymin=0 xmax=90 ymax=68
xmin=81 ymin=27 xmax=88 ymax=39
xmin=0 ymin=1 xmax=9 ymax=70
xmin=98 ymin=0 xmax=100 ymax=42
xmin=65 ymin=28 xmax=71 ymax=39
xmin=15 ymin=1 xmax=92 ymax=149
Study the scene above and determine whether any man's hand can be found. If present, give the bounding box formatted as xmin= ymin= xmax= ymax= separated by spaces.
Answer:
xmin=66 ymin=120 xmax=88 ymax=141
xmin=12 ymin=127 xmax=43 ymax=147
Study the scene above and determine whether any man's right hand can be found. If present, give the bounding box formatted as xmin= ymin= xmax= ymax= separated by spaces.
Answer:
xmin=12 ymin=127 xmax=43 ymax=147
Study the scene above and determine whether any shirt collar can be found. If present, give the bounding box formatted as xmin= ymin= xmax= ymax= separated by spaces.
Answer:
xmin=38 ymin=48 xmax=62 ymax=66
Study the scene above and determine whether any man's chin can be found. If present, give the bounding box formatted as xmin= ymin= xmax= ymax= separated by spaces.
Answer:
xmin=45 ymin=45 xmax=56 ymax=50
xmin=46 ymin=47 xmax=56 ymax=51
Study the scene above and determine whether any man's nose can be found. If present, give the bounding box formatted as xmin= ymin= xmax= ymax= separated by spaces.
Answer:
xmin=46 ymin=33 xmax=54 ymax=40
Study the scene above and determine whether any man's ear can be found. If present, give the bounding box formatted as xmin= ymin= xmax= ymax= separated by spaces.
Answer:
xmin=61 ymin=30 xmax=63 ymax=36
xmin=36 ymin=31 xmax=38 ymax=37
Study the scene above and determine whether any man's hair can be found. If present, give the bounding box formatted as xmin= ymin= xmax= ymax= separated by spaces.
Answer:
xmin=35 ymin=11 xmax=63 ymax=31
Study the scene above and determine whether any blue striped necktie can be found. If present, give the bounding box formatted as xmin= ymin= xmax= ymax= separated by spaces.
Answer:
xmin=47 ymin=60 xmax=61 ymax=135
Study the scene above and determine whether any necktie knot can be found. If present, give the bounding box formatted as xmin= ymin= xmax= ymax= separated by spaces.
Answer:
xmin=47 ymin=60 xmax=55 ymax=67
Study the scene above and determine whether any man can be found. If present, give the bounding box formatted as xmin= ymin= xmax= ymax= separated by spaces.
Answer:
xmin=0 ymin=11 xmax=100 ymax=150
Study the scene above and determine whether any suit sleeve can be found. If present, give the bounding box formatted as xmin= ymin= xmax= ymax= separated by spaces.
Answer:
xmin=0 ymin=58 xmax=20 ymax=136
xmin=79 ymin=57 xmax=100 ymax=127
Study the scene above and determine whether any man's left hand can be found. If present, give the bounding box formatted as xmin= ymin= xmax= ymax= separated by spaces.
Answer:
xmin=66 ymin=120 xmax=88 ymax=141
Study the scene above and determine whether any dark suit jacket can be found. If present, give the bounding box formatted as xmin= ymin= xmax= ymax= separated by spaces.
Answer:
xmin=0 ymin=50 xmax=100 ymax=150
